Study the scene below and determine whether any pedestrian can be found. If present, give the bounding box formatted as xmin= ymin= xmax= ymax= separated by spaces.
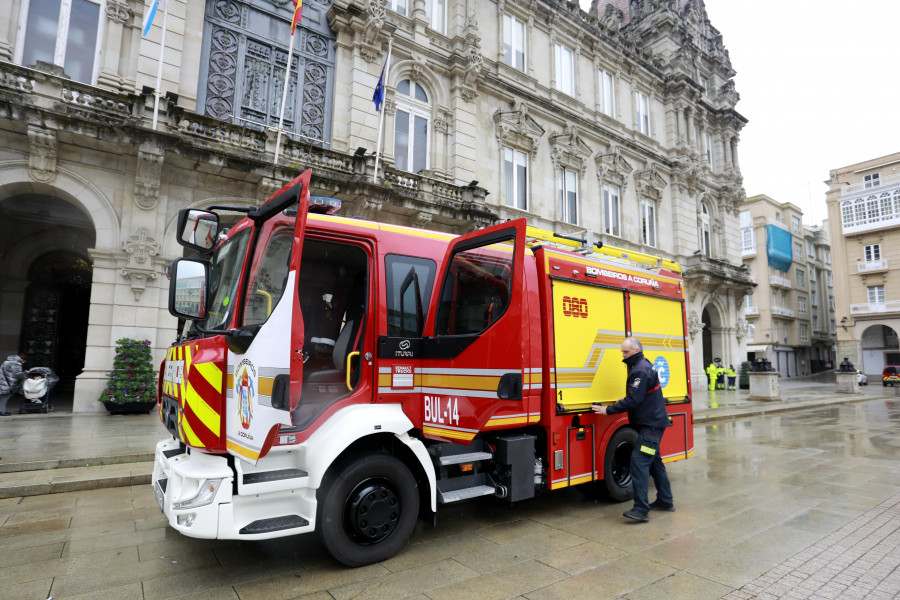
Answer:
xmin=592 ymin=337 xmax=674 ymax=522
xmin=726 ymin=364 xmax=737 ymax=390
xmin=0 ymin=351 xmax=28 ymax=416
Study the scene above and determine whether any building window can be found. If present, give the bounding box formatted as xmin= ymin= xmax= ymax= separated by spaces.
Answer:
xmin=809 ymin=268 xmax=817 ymax=283
xmin=503 ymin=147 xmax=528 ymax=210
xmin=640 ymin=198 xmax=657 ymax=247
xmin=807 ymin=240 xmax=815 ymax=257
xmin=598 ymin=68 xmax=615 ymax=116
xmin=602 ymin=184 xmax=620 ymax=237
xmin=830 ymin=319 xmax=836 ymax=334
xmin=502 ymin=14 xmax=526 ymax=71
xmin=829 ymin=295 xmax=835 ymax=310
xmin=699 ymin=202 xmax=711 ymax=257
xmin=558 ymin=167 xmax=578 ymax=225
xmin=798 ymin=296 xmax=807 ymax=314
xmin=740 ymin=210 xmax=752 ymax=228
xmin=796 ymin=269 xmax=805 ymax=288
xmin=825 ymin=249 xmax=831 ymax=264
xmin=868 ymin=285 xmax=885 ymax=304
xmin=800 ymin=324 xmax=809 ymax=342
xmin=813 ymin=315 xmax=819 ymax=331
xmin=703 ymin=132 xmax=714 ymax=169
xmin=741 ymin=229 xmax=754 ymax=253
xmin=864 ymin=172 xmax=880 ymax=188
xmin=771 ymin=291 xmax=778 ymax=307
xmin=826 ymin=272 xmax=833 ymax=287
xmin=635 ymin=90 xmax=651 ymax=135
xmin=394 ymin=79 xmax=430 ymax=174
xmin=792 ymin=216 xmax=801 ymax=233
xmin=793 ymin=241 xmax=803 ymax=259
xmin=811 ymin=290 xmax=817 ymax=306
xmin=20 ymin=0 xmax=102 ymax=85
xmin=424 ymin=0 xmax=446 ymax=33
xmin=554 ymin=43 xmax=574 ymax=96
xmin=745 ymin=293 xmax=753 ymax=308
xmin=388 ymin=0 xmax=408 ymax=15
xmin=864 ymin=244 xmax=882 ymax=262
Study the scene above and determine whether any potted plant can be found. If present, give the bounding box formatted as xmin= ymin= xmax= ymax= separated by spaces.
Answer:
xmin=739 ymin=361 xmax=751 ymax=390
xmin=99 ymin=338 xmax=156 ymax=414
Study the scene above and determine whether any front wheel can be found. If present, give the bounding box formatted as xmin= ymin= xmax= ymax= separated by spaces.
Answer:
xmin=603 ymin=427 xmax=638 ymax=502
xmin=319 ymin=453 xmax=419 ymax=567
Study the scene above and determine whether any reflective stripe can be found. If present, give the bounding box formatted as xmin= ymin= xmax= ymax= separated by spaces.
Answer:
xmin=640 ymin=445 xmax=656 ymax=455
xmin=648 ymin=384 xmax=661 ymax=394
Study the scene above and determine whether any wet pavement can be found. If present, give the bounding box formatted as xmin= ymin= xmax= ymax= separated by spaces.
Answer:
xmin=1 ymin=381 xmax=899 ymax=598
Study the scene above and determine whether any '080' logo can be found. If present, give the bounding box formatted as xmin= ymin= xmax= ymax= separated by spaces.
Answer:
xmin=562 ymin=296 xmax=589 ymax=318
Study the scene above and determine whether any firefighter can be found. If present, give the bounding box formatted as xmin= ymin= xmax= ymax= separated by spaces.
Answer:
xmin=706 ymin=361 xmax=717 ymax=391
xmin=592 ymin=337 xmax=674 ymax=522
xmin=726 ymin=364 xmax=737 ymax=390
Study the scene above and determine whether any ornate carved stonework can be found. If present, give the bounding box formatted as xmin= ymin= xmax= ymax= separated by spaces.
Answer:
xmin=27 ymin=125 xmax=57 ymax=183
xmin=105 ymin=0 xmax=131 ymax=25
xmin=357 ymin=197 xmax=383 ymax=221
xmin=134 ymin=143 xmax=163 ymax=210
xmin=121 ymin=228 xmax=161 ymax=301
xmin=671 ymin=157 xmax=701 ymax=196
xmin=548 ymin=126 xmax=592 ymax=177
xmin=633 ymin=163 xmax=668 ymax=201
xmin=595 ymin=146 xmax=634 ymax=189
xmin=120 ymin=268 xmax=158 ymax=302
xmin=493 ymin=102 xmax=545 ymax=159
xmin=687 ymin=310 xmax=703 ymax=339
xmin=257 ymin=177 xmax=282 ymax=204
xmin=410 ymin=211 xmax=433 ymax=229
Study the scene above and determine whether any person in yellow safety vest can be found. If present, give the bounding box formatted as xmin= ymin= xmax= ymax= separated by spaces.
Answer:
xmin=726 ymin=365 xmax=737 ymax=390
xmin=716 ymin=363 xmax=727 ymax=389
xmin=706 ymin=362 xmax=718 ymax=391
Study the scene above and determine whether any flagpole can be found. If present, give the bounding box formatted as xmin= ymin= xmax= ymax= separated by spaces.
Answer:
xmin=274 ymin=31 xmax=297 ymax=165
xmin=372 ymin=38 xmax=393 ymax=184
xmin=151 ymin=0 xmax=169 ymax=130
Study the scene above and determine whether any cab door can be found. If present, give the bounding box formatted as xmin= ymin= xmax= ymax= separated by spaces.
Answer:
xmin=419 ymin=219 xmax=527 ymax=442
xmin=224 ymin=170 xmax=311 ymax=465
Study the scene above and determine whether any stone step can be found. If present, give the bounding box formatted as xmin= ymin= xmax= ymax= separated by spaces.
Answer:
xmin=0 ymin=461 xmax=153 ymax=499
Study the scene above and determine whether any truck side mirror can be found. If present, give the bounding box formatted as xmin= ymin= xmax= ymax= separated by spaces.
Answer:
xmin=168 ymin=258 xmax=209 ymax=320
xmin=176 ymin=209 xmax=219 ymax=252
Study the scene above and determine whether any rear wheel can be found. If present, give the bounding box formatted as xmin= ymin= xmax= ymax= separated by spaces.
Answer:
xmin=603 ymin=427 xmax=637 ymax=502
xmin=319 ymin=453 xmax=418 ymax=567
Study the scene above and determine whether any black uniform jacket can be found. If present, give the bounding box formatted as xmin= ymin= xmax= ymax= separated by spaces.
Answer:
xmin=605 ymin=351 xmax=671 ymax=430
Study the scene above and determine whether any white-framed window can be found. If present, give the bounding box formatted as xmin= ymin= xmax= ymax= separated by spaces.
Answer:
xmin=503 ymin=147 xmax=528 ymax=210
xmin=798 ymin=296 xmax=807 ymax=314
xmin=824 ymin=249 xmax=832 ymax=264
xmin=864 ymin=244 xmax=882 ymax=262
xmin=558 ymin=167 xmax=578 ymax=225
xmin=635 ymin=90 xmax=651 ymax=135
xmin=796 ymin=269 xmax=805 ymax=288
xmin=792 ymin=216 xmax=801 ymax=233
xmin=809 ymin=268 xmax=817 ymax=283
xmin=739 ymin=210 xmax=752 ymax=228
xmin=745 ymin=293 xmax=753 ymax=308
xmin=826 ymin=272 xmax=833 ymax=287
xmin=394 ymin=79 xmax=430 ymax=174
xmin=424 ymin=0 xmax=447 ymax=33
xmin=868 ymin=285 xmax=885 ymax=304
xmin=388 ymin=0 xmax=408 ymax=16
xmin=812 ymin=315 xmax=819 ymax=331
xmin=554 ymin=43 xmax=574 ymax=96
xmin=703 ymin=132 xmax=714 ymax=169
xmin=800 ymin=324 xmax=809 ymax=342
xmin=741 ymin=228 xmax=754 ymax=252
xmin=640 ymin=198 xmax=657 ymax=247
xmin=19 ymin=0 xmax=103 ymax=85
xmin=807 ymin=240 xmax=815 ymax=257
xmin=864 ymin=172 xmax=880 ymax=188
xmin=602 ymin=184 xmax=620 ymax=237
xmin=811 ymin=290 xmax=818 ymax=306
xmin=771 ymin=291 xmax=778 ymax=307
xmin=598 ymin=68 xmax=615 ymax=116
xmin=829 ymin=295 xmax=835 ymax=310
xmin=700 ymin=202 xmax=711 ymax=257
xmin=502 ymin=13 xmax=526 ymax=71
xmin=830 ymin=319 xmax=836 ymax=334
xmin=794 ymin=241 xmax=803 ymax=259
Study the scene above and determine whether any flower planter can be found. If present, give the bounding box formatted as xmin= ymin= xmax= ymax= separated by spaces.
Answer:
xmin=102 ymin=400 xmax=156 ymax=415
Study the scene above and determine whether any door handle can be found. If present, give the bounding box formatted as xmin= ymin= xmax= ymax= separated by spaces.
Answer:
xmin=346 ymin=351 xmax=360 ymax=391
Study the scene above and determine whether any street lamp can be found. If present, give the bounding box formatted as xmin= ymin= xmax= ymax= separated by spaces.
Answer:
xmin=840 ymin=316 xmax=847 ymax=331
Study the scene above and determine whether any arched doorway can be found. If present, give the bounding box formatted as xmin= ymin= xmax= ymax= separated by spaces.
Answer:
xmin=861 ymin=324 xmax=900 ymax=375
xmin=701 ymin=305 xmax=723 ymax=367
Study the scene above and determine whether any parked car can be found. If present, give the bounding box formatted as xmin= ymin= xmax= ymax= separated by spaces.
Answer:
xmin=884 ymin=365 xmax=900 ymax=387
xmin=857 ymin=370 xmax=868 ymax=385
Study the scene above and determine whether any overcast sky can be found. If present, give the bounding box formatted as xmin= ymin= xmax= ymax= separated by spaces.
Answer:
xmin=579 ymin=0 xmax=900 ymax=225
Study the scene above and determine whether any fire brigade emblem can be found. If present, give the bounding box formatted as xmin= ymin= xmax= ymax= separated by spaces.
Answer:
xmin=234 ymin=359 xmax=257 ymax=429
xmin=631 ymin=377 xmax=641 ymax=388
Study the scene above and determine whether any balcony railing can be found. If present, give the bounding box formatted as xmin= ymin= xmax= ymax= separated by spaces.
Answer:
xmin=858 ymin=259 xmax=889 ymax=273
xmin=850 ymin=301 xmax=900 ymax=315
xmin=772 ymin=306 xmax=795 ymax=318
xmin=841 ymin=172 xmax=900 ymax=196
xmin=742 ymin=247 xmax=756 ymax=258
xmin=770 ymin=275 xmax=792 ymax=289
xmin=744 ymin=306 xmax=759 ymax=316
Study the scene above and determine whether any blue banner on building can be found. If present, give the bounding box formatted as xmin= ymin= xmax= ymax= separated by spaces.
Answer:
xmin=766 ymin=225 xmax=793 ymax=271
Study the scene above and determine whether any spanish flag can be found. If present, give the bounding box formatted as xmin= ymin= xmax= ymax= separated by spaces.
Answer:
xmin=291 ymin=0 xmax=303 ymax=35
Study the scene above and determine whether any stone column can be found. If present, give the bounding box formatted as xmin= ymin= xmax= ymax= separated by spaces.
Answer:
xmin=97 ymin=1 xmax=133 ymax=91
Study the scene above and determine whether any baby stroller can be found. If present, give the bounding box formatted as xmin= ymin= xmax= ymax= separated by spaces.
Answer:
xmin=19 ymin=367 xmax=58 ymax=414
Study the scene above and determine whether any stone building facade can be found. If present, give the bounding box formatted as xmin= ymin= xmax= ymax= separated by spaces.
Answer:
xmin=0 ymin=0 xmax=749 ymax=411
xmin=740 ymin=194 xmax=836 ymax=377
xmin=826 ymin=152 xmax=900 ymax=375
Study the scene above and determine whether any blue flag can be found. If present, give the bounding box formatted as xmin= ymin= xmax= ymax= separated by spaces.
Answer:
xmin=372 ymin=59 xmax=386 ymax=112
xmin=142 ymin=0 xmax=165 ymax=36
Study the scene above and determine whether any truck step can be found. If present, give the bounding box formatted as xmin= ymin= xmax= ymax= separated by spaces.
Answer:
xmin=243 ymin=468 xmax=308 ymax=485
xmin=438 ymin=451 xmax=492 ymax=466
xmin=239 ymin=515 xmax=309 ymax=535
xmin=439 ymin=485 xmax=496 ymax=504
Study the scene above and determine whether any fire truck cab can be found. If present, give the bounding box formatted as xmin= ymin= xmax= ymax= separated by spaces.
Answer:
xmin=154 ymin=170 xmax=693 ymax=566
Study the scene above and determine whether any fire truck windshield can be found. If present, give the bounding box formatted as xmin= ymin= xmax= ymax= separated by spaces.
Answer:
xmin=196 ymin=228 xmax=252 ymax=331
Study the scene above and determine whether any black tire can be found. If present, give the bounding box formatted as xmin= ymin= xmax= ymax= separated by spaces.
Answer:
xmin=318 ymin=453 xmax=418 ymax=567
xmin=603 ymin=427 xmax=638 ymax=502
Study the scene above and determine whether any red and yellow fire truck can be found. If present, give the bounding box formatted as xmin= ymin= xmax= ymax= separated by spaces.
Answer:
xmin=153 ymin=170 xmax=693 ymax=566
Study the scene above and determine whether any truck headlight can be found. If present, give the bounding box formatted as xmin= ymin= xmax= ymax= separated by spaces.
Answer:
xmin=172 ymin=478 xmax=223 ymax=510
